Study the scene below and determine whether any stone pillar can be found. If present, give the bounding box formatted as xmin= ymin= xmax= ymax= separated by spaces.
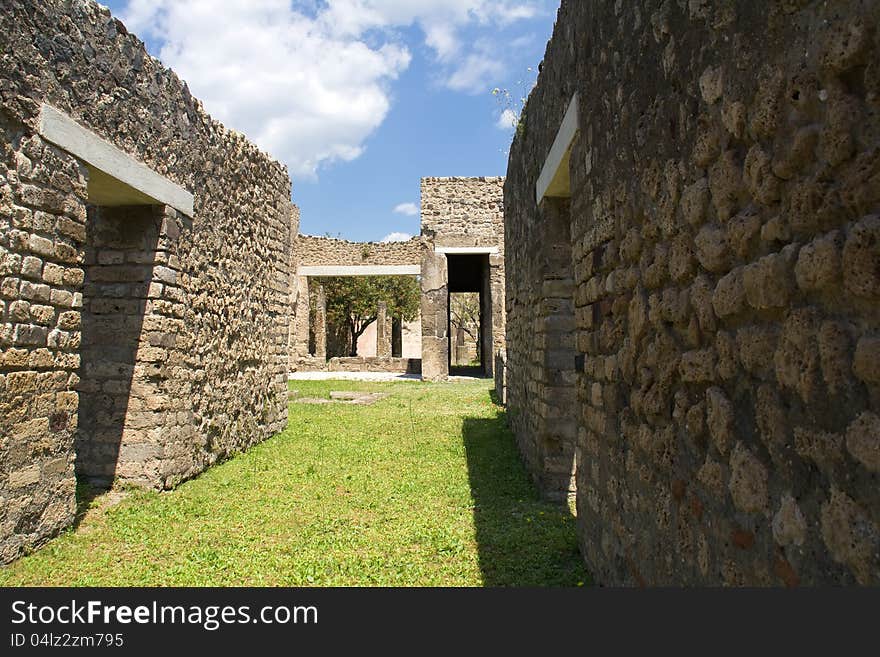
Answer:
xmin=313 ymin=284 xmax=327 ymax=359
xmin=292 ymin=276 xmax=311 ymax=361
xmin=420 ymin=250 xmax=449 ymax=381
xmin=490 ymin=252 xmax=506 ymax=368
xmin=376 ymin=301 xmax=391 ymax=357
xmin=481 ymin=258 xmax=494 ymax=378
xmin=391 ymin=317 xmax=403 ymax=358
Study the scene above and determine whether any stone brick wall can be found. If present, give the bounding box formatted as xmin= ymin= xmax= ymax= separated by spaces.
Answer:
xmin=421 ymin=177 xmax=504 ymax=248
xmin=297 ymin=356 xmax=421 ymax=375
xmin=297 ymin=234 xmax=422 ymax=267
xmin=1 ymin=0 xmax=292 ymax=562
xmin=505 ymin=0 xmax=880 ymax=585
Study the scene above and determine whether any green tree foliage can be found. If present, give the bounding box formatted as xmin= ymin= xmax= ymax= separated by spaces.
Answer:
xmin=319 ymin=276 xmax=420 ymax=356
xmin=450 ymin=292 xmax=481 ymax=358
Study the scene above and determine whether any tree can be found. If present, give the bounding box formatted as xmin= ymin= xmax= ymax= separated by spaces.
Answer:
xmin=450 ymin=292 xmax=481 ymax=361
xmin=319 ymin=275 xmax=420 ymax=357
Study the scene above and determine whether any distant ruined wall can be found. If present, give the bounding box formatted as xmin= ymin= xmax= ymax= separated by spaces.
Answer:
xmin=421 ymin=177 xmax=505 ymax=249
xmin=291 ymin=235 xmax=423 ymax=372
xmin=506 ymin=0 xmax=880 ymax=585
xmin=297 ymin=234 xmax=422 ymax=267
xmin=420 ymin=177 xmax=506 ymax=380
xmin=1 ymin=0 xmax=292 ymax=562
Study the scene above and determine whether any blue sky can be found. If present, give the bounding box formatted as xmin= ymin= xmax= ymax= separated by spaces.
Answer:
xmin=102 ymin=1 xmax=557 ymax=242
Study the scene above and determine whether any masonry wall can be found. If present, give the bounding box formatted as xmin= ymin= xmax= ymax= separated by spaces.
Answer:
xmin=506 ymin=0 xmax=880 ymax=585
xmin=297 ymin=235 xmax=422 ymax=267
xmin=0 ymin=0 xmax=292 ymax=562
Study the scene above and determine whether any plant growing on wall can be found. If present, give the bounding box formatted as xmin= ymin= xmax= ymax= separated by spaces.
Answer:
xmin=319 ymin=275 xmax=420 ymax=357
xmin=492 ymin=65 xmax=538 ymax=143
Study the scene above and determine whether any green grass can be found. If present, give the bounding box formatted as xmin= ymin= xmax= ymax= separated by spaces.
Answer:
xmin=0 ymin=380 xmax=587 ymax=587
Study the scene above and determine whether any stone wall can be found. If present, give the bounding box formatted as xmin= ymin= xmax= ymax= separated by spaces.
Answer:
xmin=421 ymin=177 xmax=505 ymax=249
xmin=297 ymin=234 xmax=422 ymax=267
xmin=1 ymin=0 xmax=292 ymax=562
xmin=505 ymin=0 xmax=880 ymax=585
xmin=297 ymin=356 xmax=421 ymax=375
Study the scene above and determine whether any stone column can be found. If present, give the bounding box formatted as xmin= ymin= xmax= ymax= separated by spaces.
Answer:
xmin=292 ymin=276 xmax=311 ymax=361
xmin=391 ymin=317 xmax=403 ymax=358
xmin=490 ymin=253 xmax=506 ymax=362
xmin=420 ymin=250 xmax=449 ymax=381
xmin=313 ymin=284 xmax=327 ymax=359
xmin=480 ymin=259 xmax=494 ymax=377
xmin=376 ymin=301 xmax=391 ymax=357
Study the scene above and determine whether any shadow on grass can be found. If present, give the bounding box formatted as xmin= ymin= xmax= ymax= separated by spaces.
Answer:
xmin=73 ymin=478 xmax=104 ymax=530
xmin=462 ymin=404 xmax=588 ymax=587
xmin=488 ymin=389 xmax=503 ymax=406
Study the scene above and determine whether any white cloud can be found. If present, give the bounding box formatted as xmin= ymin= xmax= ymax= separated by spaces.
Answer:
xmin=496 ymin=108 xmax=518 ymax=130
xmin=382 ymin=232 xmax=414 ymax=242
xmin=446 ymin=42 xmax=504 ymax=94
xmin=322 ymin=1 xmax=543 ymax=92
xmin=120 ymin=0 xmax=543 ymax=178
xmin=393 ymin=202 xmax=420 ymax=216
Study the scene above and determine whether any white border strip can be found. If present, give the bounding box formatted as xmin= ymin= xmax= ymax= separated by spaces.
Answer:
xmin=434 ymin=246 xmax=499 ymax=255
xmin=536 ymin=92 xmax=579 ymax=204
xmin=299 ymin=265 xmax=421 ymax=276
xmin=38 ymin=104 xmax=194 ymax=217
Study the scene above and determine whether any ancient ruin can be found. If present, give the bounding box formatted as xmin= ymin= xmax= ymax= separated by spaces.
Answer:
xmin=291 ymin=177 xmax=506 ymax=381
xmin=2 ymin=0 xmax=878 ymax=588
xmin=505 ymin=0 xmax=880 ymax=585
xmin=290 ymin=233 xmax=424 ymax=375
xmin=0 ymin=1 xmax=506 ymax=564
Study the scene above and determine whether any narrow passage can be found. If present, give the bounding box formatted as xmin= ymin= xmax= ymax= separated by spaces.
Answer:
xmin=0 ymin=380 xmax=586 ymax=587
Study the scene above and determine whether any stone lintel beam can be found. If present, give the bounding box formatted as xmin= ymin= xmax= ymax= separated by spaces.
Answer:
xmin=37 ymin=104 xmax=194 ymax=216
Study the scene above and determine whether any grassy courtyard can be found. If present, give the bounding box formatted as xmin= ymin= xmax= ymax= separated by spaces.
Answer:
xmin=0 ymin=380 xmax=586 ymax=587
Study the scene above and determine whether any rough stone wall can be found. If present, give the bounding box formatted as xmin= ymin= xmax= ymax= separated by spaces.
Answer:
xmin=421 ymin=177 xmax=505 ymax=249
xmin=299 ymin=356 xmax=421 ymax=375
xmin=421 ymin=176 xmax=506 ymax=359
xmin=506 ymin=0 xmax=880 ymax=585
xmin=297 ymin=234 xmax=422 ymax=267
xmin=1 ymin=0 xmax=292 ymax=562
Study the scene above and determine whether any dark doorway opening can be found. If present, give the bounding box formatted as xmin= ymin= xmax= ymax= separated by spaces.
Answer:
xmin=447 ymin=254 xmax=492 ymax=378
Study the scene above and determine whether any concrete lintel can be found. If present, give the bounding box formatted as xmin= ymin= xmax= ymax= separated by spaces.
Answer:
xmin=38 ymin=104 xmax=195 ymax=217
xmin=298 ymin=265 xmax=421 ymax=277
xmin=536 ymin=92 xmax=579 ymax=204
xmin=434 ymin=246 xmax=499 ymax=255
